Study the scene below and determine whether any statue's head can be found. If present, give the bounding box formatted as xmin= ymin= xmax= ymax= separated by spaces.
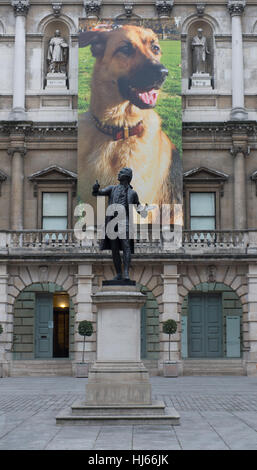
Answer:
xmin=118 ymin=167 xmax=133 ymax=183
xmin=197 ymin=28 xmax=203 ymax=38
xmin=55 ymin=30 xmax=61 ymax=37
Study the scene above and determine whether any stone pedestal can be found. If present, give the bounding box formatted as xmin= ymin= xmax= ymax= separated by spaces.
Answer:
xmin=56 ymin=283 xmax=180 ymax=425
xmin=191 ymin=73 xmax=212 ymax=89
xmin=45 ymin=73 xmax=67 ymax=91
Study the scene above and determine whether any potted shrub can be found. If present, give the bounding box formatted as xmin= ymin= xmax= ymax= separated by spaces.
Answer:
xmin=75 ymin=320 xmax=93 ymax=377
xmin=162 ymin=319 xmax=178 ymax=377
xmin=0 ymin=324 xmax=3 ymax=378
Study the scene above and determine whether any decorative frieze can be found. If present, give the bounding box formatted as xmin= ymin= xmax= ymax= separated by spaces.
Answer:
xmin=11 ymin=0 xmax=30 ymax=16
xmin=155 ymin=0 xmax=174 ymax=18
xmin=84 ymin=0 xmax=102 ymax=18
xmin=227 ymin=0 xmax=246 ymax=16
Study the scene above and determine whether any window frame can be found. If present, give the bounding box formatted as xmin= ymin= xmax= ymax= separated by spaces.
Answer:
xmin=37 ymin=185 xmax=73 ymax=230
xmin=184 ymin=184 xmax=221 ymax=230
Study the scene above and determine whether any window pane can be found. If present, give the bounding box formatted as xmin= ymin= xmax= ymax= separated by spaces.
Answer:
xmin=190 ymin=217 xmax=215 ymax=230
xmin=43 ymin=193 xmax=67 ymax=216
xmin=42 ymin=217 xmax=67 ymax=230
xmin=190 ymin=193 xmax=215 ymax=216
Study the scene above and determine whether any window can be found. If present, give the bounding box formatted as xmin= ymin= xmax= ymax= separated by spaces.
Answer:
xmin=42 ymin=192 xmax=68 ymax=230
xmin=190 ymin=192 xmax=215 ymax=230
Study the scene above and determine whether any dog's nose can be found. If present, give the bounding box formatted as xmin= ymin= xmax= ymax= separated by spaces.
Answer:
xmin=152 ymin=63 xmax=169 ymax=83
xmin=160 ymin=67 xmax=169 ymax=78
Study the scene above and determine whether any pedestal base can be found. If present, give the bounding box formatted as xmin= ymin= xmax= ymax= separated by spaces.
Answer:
xmin=56 ymin=400 xmax=180 ymax=426
xmin=56 ymin=284 xmax=180 ymax=425
xmin=86 ymin=361 xmax=151 ymax=405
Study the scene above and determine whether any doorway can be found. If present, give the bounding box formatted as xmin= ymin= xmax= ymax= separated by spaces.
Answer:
xmin=35 ymin=293 xmax=69 ymax=358
xmin=188 ymin=293 xmax=222 ymax=358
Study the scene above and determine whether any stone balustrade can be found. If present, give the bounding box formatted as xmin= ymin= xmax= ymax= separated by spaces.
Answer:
xmin=0 ymin=229 xmax=256 ymax=256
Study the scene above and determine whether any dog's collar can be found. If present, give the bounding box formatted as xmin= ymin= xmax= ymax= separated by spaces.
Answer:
xmin=91 ymin=113 xmax=144 ymax=141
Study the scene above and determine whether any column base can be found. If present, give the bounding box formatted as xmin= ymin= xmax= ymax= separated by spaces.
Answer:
xmin=9 ymin=107 xmax=27 ymax=121
xmin=230 ymin=106 xmax=248 ymax=120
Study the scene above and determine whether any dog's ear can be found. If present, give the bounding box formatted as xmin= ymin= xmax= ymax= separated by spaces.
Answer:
xmin=79 ymin=31 xmax=109 ymax=57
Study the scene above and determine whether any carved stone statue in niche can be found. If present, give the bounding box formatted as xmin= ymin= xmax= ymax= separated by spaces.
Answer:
xmin=47 ymin=29 xmax=69 ymax=74
xmin=191 ymin=28 xmax=210 ymax=74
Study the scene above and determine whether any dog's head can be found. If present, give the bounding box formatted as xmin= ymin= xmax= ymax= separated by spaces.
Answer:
xmin=79 ymin=25 xmax=168 ymax=109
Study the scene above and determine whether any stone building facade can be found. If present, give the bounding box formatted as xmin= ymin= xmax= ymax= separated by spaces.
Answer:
xmin=0 ymin=0 xmax=257 ymax=377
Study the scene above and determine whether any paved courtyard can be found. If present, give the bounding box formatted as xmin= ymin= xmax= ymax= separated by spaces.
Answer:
xmin=0 ymin=376 xmax=256 ymax=450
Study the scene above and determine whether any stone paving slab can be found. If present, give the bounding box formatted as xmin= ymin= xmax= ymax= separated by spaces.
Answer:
xmin=0 ymin=376 xmax=256 ymax=450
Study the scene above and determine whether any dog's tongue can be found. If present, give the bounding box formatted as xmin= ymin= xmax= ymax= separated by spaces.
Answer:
xmin=138 ymin=89 xmax=158 ymax=106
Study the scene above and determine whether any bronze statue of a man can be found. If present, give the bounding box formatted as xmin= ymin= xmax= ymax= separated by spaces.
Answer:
xmin=92 ymin=167 xmax=147 ymax=281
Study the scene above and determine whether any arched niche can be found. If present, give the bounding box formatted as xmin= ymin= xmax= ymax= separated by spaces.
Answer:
xmin=42 ymin=19 xmax=70 ymax=89
xmin=0 ymin=19 xmax=5 ymax=35
xmin=187 ymin=20 xmax=214 ymax=88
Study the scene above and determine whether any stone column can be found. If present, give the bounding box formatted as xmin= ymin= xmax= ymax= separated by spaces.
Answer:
xmin=74 ymin=263 xmax=94 ymax=363
xmin=230 ymin=143 xmax=249 ymax=229
xmin=161 ymin=264 xmax=180 ymax=363
xmin=8 ymin=144 xmax=26 ymax=230
xmin=10 ymin=0 xmax=30 ymax=120
xmin=227 ymin=0 xmax=248 ymax=120
xmin=246 ymin=264 xmax=257 ymax=376
xmin=0 ymin=264 xmax=10 ymax=377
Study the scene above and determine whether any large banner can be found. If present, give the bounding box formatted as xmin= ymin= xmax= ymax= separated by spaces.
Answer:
xmin=77 ymin=17 xmax=182 ymax=227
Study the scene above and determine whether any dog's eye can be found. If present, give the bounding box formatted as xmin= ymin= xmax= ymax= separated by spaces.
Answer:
xmin=152 ymin=44 xmax=160 ymax=54
xmin=118 ymin=44 xmax=134 ymax=56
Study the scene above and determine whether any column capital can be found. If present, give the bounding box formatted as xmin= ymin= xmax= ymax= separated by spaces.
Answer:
xmin=227 ymin=0 xmax=246 ymax=16
xmin=230 ymin=145 xmax=250 ymax=157
xmin=11 ymin=0 xmax=30 ymax=16
xmin=7 ymin=147 xmax=27 ymax=157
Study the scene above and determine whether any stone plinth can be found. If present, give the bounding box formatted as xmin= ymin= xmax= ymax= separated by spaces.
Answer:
xmin=45 ymin=73 xmax=67 ymax=90
xmin=191 ymin=73 xmax=212 ymax=89
xmin=56 ymin=284 xmax=180 ymax=425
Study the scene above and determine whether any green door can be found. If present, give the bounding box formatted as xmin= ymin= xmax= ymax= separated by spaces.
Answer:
xmin=188 ymin=293 xmax=222 ymax=358
xmin=226 ymin=316 xmax=241 ymax=357
xmin=35 ymin=294 xmax=53 ymax=358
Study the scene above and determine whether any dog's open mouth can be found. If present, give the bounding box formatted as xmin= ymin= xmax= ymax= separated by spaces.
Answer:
xmin=130 ymin=87 xmax=159 ymax=107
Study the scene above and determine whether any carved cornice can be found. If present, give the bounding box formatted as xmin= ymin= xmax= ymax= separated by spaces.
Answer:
xmin=183 ymin=121 xmax=256 ymax=138
xmin=227 ymin=0 xmax=246 ymax=16
xmin=84 ymin=0 xmax=102 ymax=18
xmin=155 ymin=0 xmax=174 ymax=18
xmin=52 ymin=2 xmax=62 ymax=18
xmin=0 ymin=121 xmax=77 ymax=137
xmin=11 ymin=0 xmax=30 ymax=17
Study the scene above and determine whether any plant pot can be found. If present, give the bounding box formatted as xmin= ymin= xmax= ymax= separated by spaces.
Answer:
xmin=163 ymin=361 xmax=178 ymax=377
xmin=75 ymin=362 xmax=89 ymax=378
